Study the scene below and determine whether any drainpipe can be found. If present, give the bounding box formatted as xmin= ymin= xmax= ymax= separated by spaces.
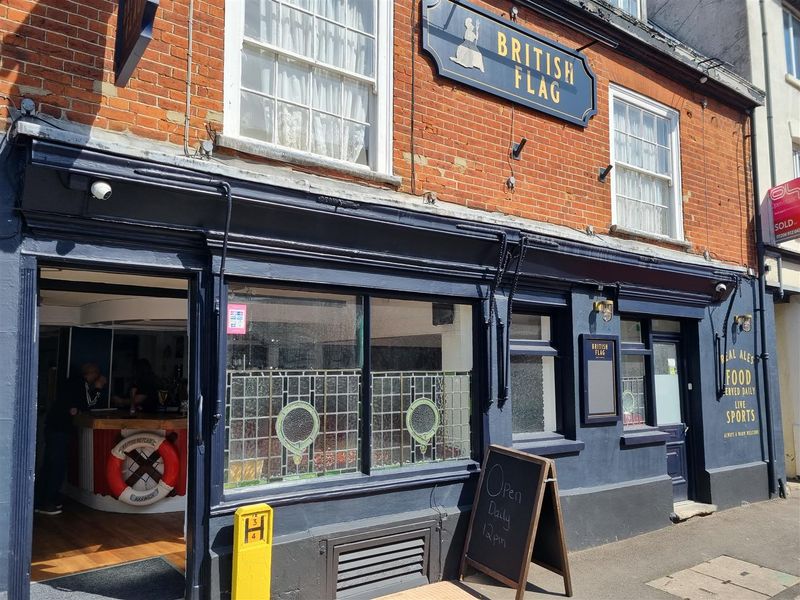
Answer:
xmin=183 ymin=0 xmax=195 ymax=157
xmin=758 ymin=0 xmax=777 ymax=188
xmin=748 ymin=108 xmax=783 ymax=498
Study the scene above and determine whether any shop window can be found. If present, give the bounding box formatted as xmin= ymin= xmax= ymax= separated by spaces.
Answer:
xmin=370 ymin=298 xmax=473 ymax=469
xmin=609 ymin=85 xmax=683 ymax=240
xmin=620 ymin=318 xmax=682 ymax=428
xmin=223 ymin=285 xmax=474 ymax=488
xmin=785 ymin=8 xmax=800 ymax=78
xmin=608 ymin=0 xmax=643 ymax=19
xmin=510 ymin=314 xmax=558 ymax=436
xmin=224 ymin=0 xmax=392 ymax=173
xmin=621 ymin=320 xmax=649 ymax=428
xmin=225 ymin=286 xmax=363 ymax=486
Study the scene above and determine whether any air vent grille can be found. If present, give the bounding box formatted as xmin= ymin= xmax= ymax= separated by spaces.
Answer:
xmin=333 ymin=529 xmax=431 ymax=599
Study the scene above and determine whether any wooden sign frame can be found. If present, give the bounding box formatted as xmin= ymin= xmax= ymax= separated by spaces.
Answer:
xmin=459 ymin=445 xmax=572 ymax=599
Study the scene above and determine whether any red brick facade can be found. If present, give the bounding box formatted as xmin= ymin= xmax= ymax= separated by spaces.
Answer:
xmin=0 ymin=0 xmax=755 ymax=267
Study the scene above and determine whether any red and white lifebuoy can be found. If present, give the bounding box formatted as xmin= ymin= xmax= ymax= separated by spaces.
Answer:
xmin=106 ymin=433 xmax=179 ymax=506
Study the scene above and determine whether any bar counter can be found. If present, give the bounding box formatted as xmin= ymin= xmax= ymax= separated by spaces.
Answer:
xmin=66 ymin=411 xmax=189 ymax=514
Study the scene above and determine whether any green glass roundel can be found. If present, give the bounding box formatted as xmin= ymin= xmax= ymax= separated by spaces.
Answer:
xmin=405 ymin=397 xmax=440 ymax=454
xmin=276 ymin=401 xmax=320 ymax=465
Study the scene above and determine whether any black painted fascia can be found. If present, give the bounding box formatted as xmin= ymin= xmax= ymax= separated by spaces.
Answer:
xmin=23 ymin=137 xmax=742 ymax=303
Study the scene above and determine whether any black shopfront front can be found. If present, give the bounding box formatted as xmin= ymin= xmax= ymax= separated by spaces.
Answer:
xmin=3 ymin=126 xmax=785 ymax=599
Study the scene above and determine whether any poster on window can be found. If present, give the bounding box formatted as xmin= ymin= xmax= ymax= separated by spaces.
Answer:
xmin=227 ymin=303 xmax=247 ymax=335
xmin=769 ymin=176 xmax=800 ymax=243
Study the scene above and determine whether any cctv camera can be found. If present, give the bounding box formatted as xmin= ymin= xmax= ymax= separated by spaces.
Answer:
xmin=715 ymin=283 xmax=727 ymax=294
xmin=90 ymin=180 xmax=112 ymax=201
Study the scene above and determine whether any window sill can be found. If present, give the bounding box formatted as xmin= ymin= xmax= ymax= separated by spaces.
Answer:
xmin=211 ymin=459 xmax=480 ymax=515
xmin=609 ymin=225 xmax=692 ymax=249
xmin=216 ymin=134 xmax=402 ymax=187
xmin=621 ymin=426 xmax=670 ymax=447
xmin=513 ymin=433 xmax=585 ymax=456
xmin=785 ymin=73 xmax=800 ymax=93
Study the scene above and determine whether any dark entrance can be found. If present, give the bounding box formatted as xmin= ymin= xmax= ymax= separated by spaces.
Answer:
xmin=652 ymin=330 xmax=690 ymax=503
xmin=22 ymin=265 xmax=205 ymax=600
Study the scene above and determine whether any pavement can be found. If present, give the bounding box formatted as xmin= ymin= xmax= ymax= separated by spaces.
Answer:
xmin=380 ymin=483 xmax=800 ymax=600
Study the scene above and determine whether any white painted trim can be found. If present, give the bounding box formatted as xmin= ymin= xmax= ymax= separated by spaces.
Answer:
xmin=222 ymin=0 xmax=393 ymax=176
xmin=223 ymin=0 xmax=244 ymax=139
xmin=608 ymin=83 xmax=684 ymax=242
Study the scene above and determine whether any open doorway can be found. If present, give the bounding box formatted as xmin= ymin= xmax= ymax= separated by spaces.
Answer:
xmin=30 ymin=267 xmax=191 ymax=599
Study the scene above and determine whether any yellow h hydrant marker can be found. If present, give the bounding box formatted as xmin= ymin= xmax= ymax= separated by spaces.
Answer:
xmin=232 ymin=503 xmax=273 ymax=600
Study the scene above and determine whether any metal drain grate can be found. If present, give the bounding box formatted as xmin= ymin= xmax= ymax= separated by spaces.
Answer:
xmin=332 ymin=529 xmax=431 ymax=599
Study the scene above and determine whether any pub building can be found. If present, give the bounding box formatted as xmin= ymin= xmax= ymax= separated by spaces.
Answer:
xmin=0 ymin=0 xmax=787 ymax=599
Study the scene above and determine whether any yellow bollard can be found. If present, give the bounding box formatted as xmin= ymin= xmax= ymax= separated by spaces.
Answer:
xmin=232 ymin=503 xmax=273 ymax=600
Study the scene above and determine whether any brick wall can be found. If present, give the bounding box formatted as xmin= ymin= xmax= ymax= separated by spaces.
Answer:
xmin=0 ymin=0 xmax=755 ymax=267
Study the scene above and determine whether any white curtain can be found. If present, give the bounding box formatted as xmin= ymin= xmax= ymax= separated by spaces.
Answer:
xmin=614 ymin=99 xmax=673 ymax=236
xmin=280 ymin=3 xmax=313 ymax=57
xmin=240 ymin=0 xmax=375 ymax=163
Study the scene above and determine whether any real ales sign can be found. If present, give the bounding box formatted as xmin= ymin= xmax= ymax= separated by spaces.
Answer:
xmin=769 ymin=177 xmax=800 ymax=243
xmin=422 ymin=0 xmax=597 ymax=127
xmin=114 ymin=0 xmax=159 ymax=87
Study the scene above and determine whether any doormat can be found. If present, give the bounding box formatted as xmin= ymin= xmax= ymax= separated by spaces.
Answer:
xmin=31 ymin=557 xmax=184 ymax=600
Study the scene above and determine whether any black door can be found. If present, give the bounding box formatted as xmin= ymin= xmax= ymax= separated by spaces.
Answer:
xmin=653 ymin=340 xmax=689 ymax=502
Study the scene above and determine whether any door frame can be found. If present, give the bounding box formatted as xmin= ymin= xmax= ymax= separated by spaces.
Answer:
xmin=9 ymin=255 xmax=212 ymax=600
xmin=651 ymin=330 xmax=693 ymax=502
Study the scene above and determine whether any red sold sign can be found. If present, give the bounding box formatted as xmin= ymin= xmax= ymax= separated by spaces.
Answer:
xmin=770 ymin=177 xmax=800 ymax=243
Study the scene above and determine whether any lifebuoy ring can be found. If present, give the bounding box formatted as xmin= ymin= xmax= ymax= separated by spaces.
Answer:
xmin=106 ymin=433 xmax=179 ymax=506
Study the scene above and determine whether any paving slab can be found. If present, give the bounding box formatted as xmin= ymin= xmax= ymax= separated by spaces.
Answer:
xmin=689 ymin=556 xmax=800 ymax=596
xmin=648 ymin=568 xmax=768 ymax=600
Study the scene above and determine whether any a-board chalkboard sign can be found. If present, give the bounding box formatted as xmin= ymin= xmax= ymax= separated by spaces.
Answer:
xmin=460 ymin=445 xmax=572 ymax=598
xmin=580 ymin=334 xmax=622 ymax=425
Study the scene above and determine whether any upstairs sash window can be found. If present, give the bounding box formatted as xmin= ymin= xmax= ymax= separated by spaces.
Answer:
xmin=225 ymin=0 xmax=392 ymax=172
xmin=610 ymin=85 xmax=683 ymax=240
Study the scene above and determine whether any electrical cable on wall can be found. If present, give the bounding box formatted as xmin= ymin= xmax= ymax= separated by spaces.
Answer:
xmin=410 ymin=0 xmax=418 ymax=195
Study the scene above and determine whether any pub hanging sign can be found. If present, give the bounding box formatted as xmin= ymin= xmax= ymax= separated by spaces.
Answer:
xmin=422 ymin=0 xmax=597 ymax=127
xmin=114 ymin=0 xmax=160 ymax=87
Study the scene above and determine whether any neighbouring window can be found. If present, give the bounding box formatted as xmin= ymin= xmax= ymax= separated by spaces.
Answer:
xmin=620 ymin=318 xmax=682 ymax=428
xmin=225 ymin=0 xmax=391 ymax=171
xmin=785 ymin=8 xmax=800 ymax=78
xmin=621 ymin=319 xmax=649 ymax=428
xmin=510 ymin=314 xmax=558 ymax=436
xmin=224 ymin=285 xmax=473 ymax=488
xmin=610 ymin=85 xmax=683 ymax=239
xmin=608 ymin=0 xmax=642 ymax=19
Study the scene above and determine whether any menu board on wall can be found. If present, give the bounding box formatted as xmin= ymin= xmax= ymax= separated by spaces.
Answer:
xmin=580 ymin=335 xmax=621 ymax=424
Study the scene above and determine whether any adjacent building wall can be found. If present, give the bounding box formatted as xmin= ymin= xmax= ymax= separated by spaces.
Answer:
xmin=651 ymin=0 xmax=800 ymax=479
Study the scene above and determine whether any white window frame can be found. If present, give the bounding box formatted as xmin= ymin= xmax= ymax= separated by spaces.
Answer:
xmin=794 ymin=144 xmax=800 ymax=178
xmin=223 ymin=0 xmax=393 ymax=177
xmin=609 ymin=84 xmax=684 ymax=241
xmin=785 ymin=7 xmax=800 ymax=79
xmin=608 ymin=0 xmax=645 ymax=20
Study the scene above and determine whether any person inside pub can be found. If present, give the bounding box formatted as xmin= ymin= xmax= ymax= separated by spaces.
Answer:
xmin=35 ymin=362 xmax=107 ymax=516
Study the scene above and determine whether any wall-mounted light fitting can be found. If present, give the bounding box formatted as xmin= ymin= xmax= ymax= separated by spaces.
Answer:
xmin=735 ymin=314 xmax=753 ymax=333
xmin=510 ymin=6 xmax=519 ymax=20
xmin=510 ymin=137 xmax=527 ymax=160
xmin=598 ymin=164 xmax=613 ymax=182
xmin=593 ymin=299 xmax=614 ymax=323
xmin=699 ymin=75 xmax=708 ymax=84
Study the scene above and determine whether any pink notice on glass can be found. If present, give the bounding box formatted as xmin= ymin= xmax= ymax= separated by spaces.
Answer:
xmin=227 ymin=303 xmax=247 ymax=335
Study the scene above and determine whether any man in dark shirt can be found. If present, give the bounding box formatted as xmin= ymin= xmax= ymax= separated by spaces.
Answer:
xmin=36 ymin=363 xmax=107 ymax=515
